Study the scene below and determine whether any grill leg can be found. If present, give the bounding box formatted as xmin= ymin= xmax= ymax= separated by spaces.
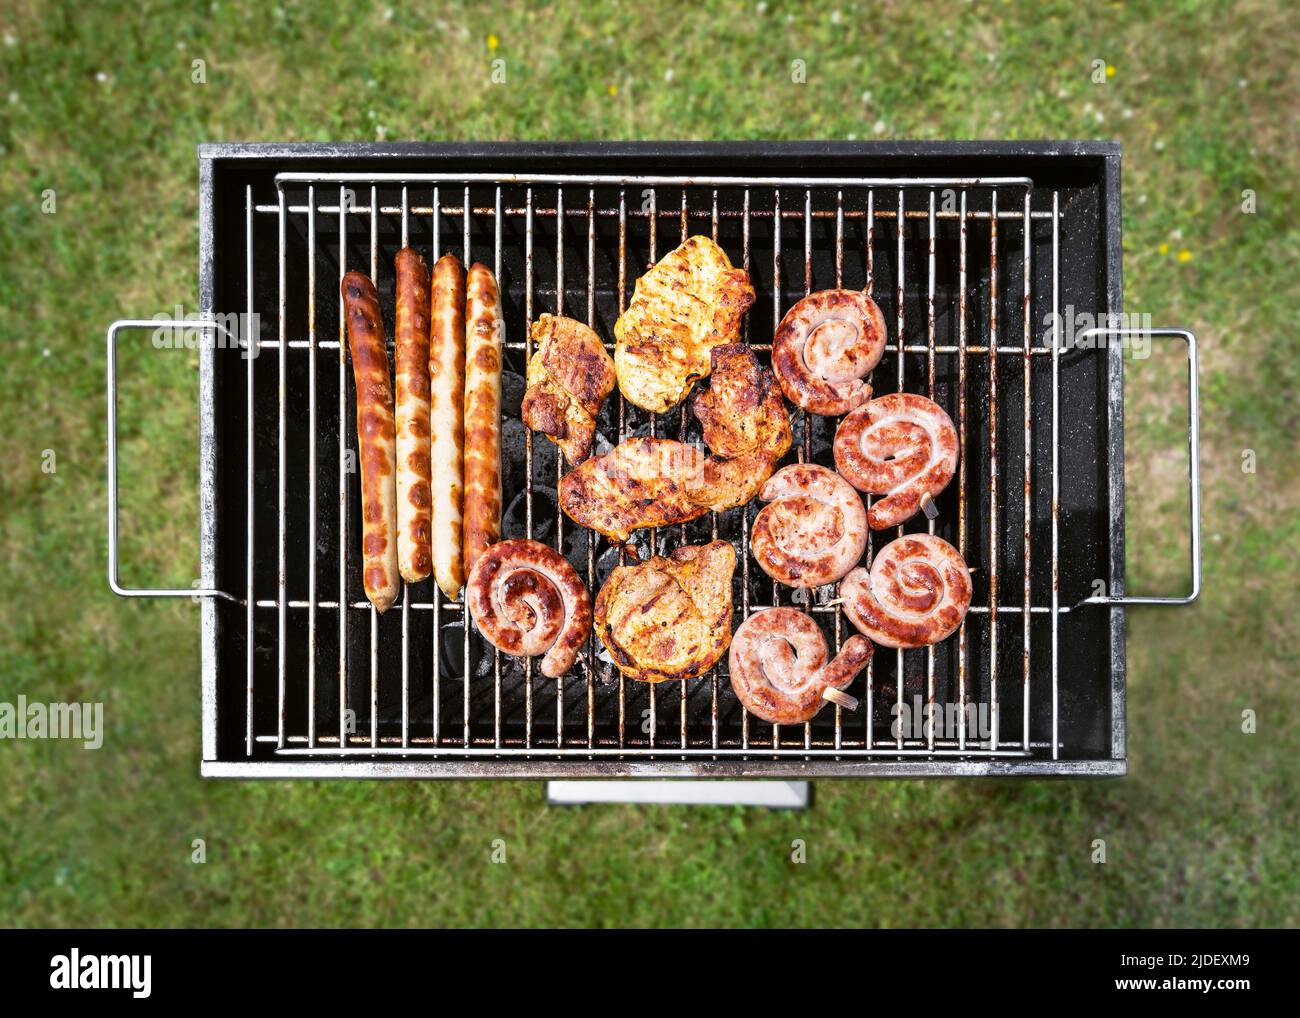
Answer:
xmin=546 ymin=781 xmax=809 ymax=809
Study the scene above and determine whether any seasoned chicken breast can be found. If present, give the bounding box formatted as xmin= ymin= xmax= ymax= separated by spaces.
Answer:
xmin=614 ymin=236 xmax=755 ymax=412
xmin=558 ymin=437 xmax=712 ymax=543
xmin=558 ymin=346 xmax=792 ymax=542
xmin=594 ymin=540 xmax=736 ymax=683
xmin=521 ymin=314 xmax=616 ymax=464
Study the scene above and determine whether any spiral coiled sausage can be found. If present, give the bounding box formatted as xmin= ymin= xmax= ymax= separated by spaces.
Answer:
xmin=839 ymin=534 xmax=972 ymax=648
xmin=772 ymin=289 xmax=887 ymax=416
xmin=751 ymin=464 xmax=867 ymax=588
xmin=728 ymin=608 xmax=872 ymax=725
xmin=466 ymin=539 xmax=593 ymax=678
xmin=833 ymin=392 xmax=959 ymax=530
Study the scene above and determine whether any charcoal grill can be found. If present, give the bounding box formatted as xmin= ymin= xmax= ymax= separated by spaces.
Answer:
xmin=105 ymin=142 xmax=1200 ymax=778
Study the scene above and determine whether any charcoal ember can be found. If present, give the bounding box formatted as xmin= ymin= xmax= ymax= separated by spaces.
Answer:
xmin=501 ymin=369 xmax=525 ymax=416
xmin=501 ymin=417 xmax=528 ymax=497
xmin=437 ymin=618 xmax=466 ymax=679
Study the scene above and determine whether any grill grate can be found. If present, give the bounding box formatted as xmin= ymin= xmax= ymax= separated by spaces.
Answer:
xmin=234 ymin=170 xmax=1070 ymax=763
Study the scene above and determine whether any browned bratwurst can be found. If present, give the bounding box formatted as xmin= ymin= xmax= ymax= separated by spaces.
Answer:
xmin=393 ymin=248 xmax=433 ymax=584
xmin=341 ymin=270 xmax=399 ymax=613
xmin=462 ymin=263 xmax=504 ymax=577
xmin=429 ymin=254 xmax=467 ymax=599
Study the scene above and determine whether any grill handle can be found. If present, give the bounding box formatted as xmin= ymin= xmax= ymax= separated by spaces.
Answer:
xmin=106 ymin=318 xmax=241 ymax=604
xmin=1073 ymin=327 xmax=1201 ymax=607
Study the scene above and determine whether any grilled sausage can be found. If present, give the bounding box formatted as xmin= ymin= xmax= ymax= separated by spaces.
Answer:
xmin=839 ymin=534 xmax=972 ymax=648
xmin=462 ymin=263 xmax=503 ymax=577
xmin=393 ymin=248 xmax=433 ymax=584
xmin=729 ymin=608 xmax=872 ymax=725
xmin=429 ymin=254 xmax=467 ymax=600
xmin=833 ymin=392 xmax=959 ymax=530
xmin=341 ymin=271 xmax=398 ymax=613
xmin=466 ymin=539 xmax=593 ymax=678
xmin=751 ymin=463 xmax=867 ymax=588
xmin=772 ymin=289 xmax=887 ymax=416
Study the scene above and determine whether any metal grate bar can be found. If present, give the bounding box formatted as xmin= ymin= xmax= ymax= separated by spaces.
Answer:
xmin=988 ymin=189 xmax=1000 ymax=750
xmin=554 ymin=185 xmax=564 ymax=751
xmin=1050 ymin=191 xmax=1061 ymax=760
xmin=307 ymin=185 xmax=318 ymax=748
xmin=369 ymin=185 xmax=379 ymax=749
xmin=431 ymin=185 xmax=442 ymax=745
xmin=245 ymin=185 xmax=255 ymax=756
xmin=1022 ymin=190 xmax=1033 ymax=750
xmin=957 ymin=191 xmax=969 ymax=752
xmin=523 ymin=186 xmax=534 ymax=750
xmin=864 ymin=187 xmax=874 ymax=751
xmin=462 ymin=186 xmax=472 ymax=751
xmin=276 ymin=183 xmax=287 ymax=749
xmin=926 ymin=190 xmax=937 ymax=751
xmin=399 ymin=187 xmax=411 ymax=749
xmin=337 ymin=185 xmax=349 ymax=749
xmin=894 ymin=187 xmax=905 ymax=749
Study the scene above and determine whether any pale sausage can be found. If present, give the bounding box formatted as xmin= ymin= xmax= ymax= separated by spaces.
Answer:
xmin=429 ymin=254 xmax=466 ymax=599
xmin=393 ymin=248 xmax=433 ymax=584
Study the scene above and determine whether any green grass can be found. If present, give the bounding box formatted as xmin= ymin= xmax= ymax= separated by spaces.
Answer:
xmin=1 ymin=0 xmax=1296 ymax=927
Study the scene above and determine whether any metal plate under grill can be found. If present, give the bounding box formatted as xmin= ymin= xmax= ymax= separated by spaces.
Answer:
xmin=141 ymin=143 xmax=1145 ymax=777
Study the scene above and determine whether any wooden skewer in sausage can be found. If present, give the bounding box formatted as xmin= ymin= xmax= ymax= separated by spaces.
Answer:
xmin=429 ymin=254 xmax=467 ymax=600
xmin=341 ymin=270 xmax=399 ymax=613
xmin=394 ymin=248 xmax=433 ymax=584
xmin=462 ymin=262 xmax=504 ymax=578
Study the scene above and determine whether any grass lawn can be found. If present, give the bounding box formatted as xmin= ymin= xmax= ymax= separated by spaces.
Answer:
xmin=1 ymin=0 xmax=1296 ymax=927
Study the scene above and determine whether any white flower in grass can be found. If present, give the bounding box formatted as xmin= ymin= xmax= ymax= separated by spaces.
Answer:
xmin=873 ymin=119 xmax=886 ymax=135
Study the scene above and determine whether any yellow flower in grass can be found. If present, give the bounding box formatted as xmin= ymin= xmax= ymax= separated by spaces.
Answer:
xmin=608 ymin=84 xmax=618 ymax=96
xmin=1158 ymin=242 xmax=1169 ymax=255
xmin=1106 ymin=64 xmax=1116 ymax=78
xmin=487 ymin=33 xmax=499 ymax=51
xmin=1177 ymin=249 xmax=1192 ymax=263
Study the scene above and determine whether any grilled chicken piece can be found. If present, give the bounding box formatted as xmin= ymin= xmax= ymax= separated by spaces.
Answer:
xmin=595 ymin=540 xmax=736 ymax=683
xmin=559 ymin=437 xmax=712 ymax=542
xmin=521 ymin=314 xmax=616 ymax=465
xmin=691 ymin=343 xmax=792 ymax=462
xmin=558 ymin=346 xmax=792 ymax=542
xmin=614 ymin=236 xmax=755 ymax=412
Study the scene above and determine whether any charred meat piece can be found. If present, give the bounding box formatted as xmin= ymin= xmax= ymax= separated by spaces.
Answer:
xmin=594 ymin=540 xmax=736 ymax=683
xmin=558 ymin=346 xmax=791 ymax=542
xmin=614 ymin=236 xmax=755 ymax=412
xmin=557 ymin=437 xmax=712 ymax=543
xmin=521 ymin=314 xmax=617 ymax=465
